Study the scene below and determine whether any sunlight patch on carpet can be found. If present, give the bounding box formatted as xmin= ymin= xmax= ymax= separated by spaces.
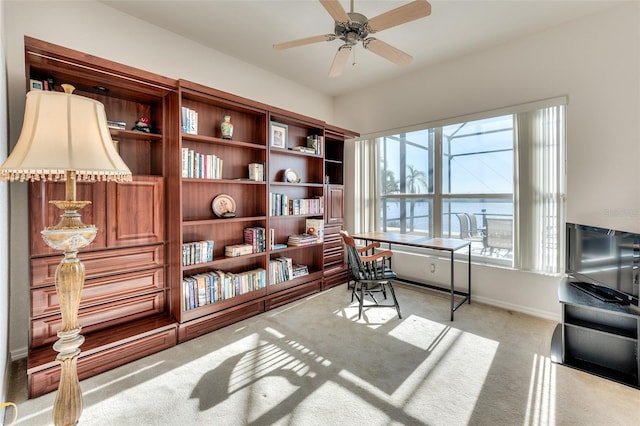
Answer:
xmin=387 ymin=314 xmax=455 ymax=350
xmin=525 ymin=354 xmax=557 ymax=426
xmin=400 ymin=328 xmax=499 ymax=424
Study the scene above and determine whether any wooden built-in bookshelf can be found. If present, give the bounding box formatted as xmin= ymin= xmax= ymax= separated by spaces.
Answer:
xmin=22 ymin=36 xmax=357 ymax=398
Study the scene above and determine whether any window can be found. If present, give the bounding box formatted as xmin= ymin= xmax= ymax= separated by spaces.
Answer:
xmin=355 ymin=98 xmax=566 ymax=274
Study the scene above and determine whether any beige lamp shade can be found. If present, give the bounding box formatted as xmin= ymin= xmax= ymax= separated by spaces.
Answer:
xmin=0 ymin=88 xmax=132 ymax=182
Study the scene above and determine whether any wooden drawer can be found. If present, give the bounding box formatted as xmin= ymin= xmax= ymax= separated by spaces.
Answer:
xmin=31 ymin=267 xmax=164 ymax=318
xmin=31 ymin=291 xmax=165 ymax=348
xmin=178 ymin=300 xmax=264 ymax=343
xmin=265 ymin=280 xmax=321 ymax=310
xmin=324 ymin=224 xmax=342 ymax=235
xmin=323 ymin=237 xmax=343 ymax=252
xmin=28 ymin=316 xmax=177 ymax=398
xmin=324 ymin=249 xmax=344 ymax=267
xmin=31 ymin=244 xmax=164 ymax=288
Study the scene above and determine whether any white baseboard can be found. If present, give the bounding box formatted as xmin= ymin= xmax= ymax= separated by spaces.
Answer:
xmin=472 ymin=294 xmax=561 ymax=323
xmin=10 ymin=347 xmax=27 ymax=361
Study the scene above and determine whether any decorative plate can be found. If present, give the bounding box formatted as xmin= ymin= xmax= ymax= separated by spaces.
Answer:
xmin=212 ymin=194 xmax=237 ymax=218
xmin=284 ymin=168 xmax=300 ymax=183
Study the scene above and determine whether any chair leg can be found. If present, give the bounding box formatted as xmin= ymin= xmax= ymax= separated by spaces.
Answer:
xmin=358 ymin=283 xmax=365 ymax=320
xmin=387 ymin=281 xmax=402 ymax=319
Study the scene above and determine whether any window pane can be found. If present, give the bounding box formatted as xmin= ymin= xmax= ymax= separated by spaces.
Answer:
xmin=379 ymin=131 xmax=432 ymax=195
xmin=380 ymin=197 xmax=432 ymax=236
xmin=443 ymin=198 xmax=513 ymax=259
xmin=442 ymin=116 xmax=514 ymax=194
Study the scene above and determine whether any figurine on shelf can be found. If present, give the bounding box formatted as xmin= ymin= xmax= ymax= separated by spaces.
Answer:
xmin=132 ymin=116 xmax=151 ymax=133
xmin=221 ymin=115 xmax=233 ymax=140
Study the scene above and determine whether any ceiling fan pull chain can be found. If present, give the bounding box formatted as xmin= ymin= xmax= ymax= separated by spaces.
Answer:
xmin=352 ymin=46 xmax=356 ymax=67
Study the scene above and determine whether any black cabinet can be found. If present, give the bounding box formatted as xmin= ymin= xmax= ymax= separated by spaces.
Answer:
xmin=551 ymin=280 xmax=640 ymax=388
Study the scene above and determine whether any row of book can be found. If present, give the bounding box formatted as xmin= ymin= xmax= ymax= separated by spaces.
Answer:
xmin=181 ymin=148 xmax=223 ymax=179
xmin=244 ymin=227 xmax=267 ymax=253
xmin=269 ymin=257 xmax=309 ymax=285
xmin=181 ymin=107 xmax=198 ymax=135
xmin=269 ymin=193 xmax=324 ymax=216
xmin=182 ymin=240 xmax=214 ymax=267
xmin=182 ymin=268 xmax=267 ymax=311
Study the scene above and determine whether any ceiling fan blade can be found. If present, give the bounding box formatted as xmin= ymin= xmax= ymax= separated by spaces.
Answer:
xmin=367 ymin=0 xmax=431 ymax=33
xmin=363 ymin=38 xmax=412 ymax=66
xmin=273 ymin=34 xmax=336 ymax=50
xmin=319 ymin=0 xmax=350 ymax=23
xmin=329 ymin=45 xmax=352 ymax=77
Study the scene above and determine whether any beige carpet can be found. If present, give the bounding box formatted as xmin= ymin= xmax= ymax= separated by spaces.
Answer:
xmin=5 ymin=283 xmax=640 ymax=425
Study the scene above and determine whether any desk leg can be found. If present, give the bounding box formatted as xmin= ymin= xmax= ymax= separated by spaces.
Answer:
xmin=450 ymin=250 xmax=455 ymax=321
xmin=468 ymin=247 xmax=472 ymax=304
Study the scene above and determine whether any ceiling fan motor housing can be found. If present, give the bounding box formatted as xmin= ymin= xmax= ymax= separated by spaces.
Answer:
xmin=335 ymin=12 xmax=370 ymax=45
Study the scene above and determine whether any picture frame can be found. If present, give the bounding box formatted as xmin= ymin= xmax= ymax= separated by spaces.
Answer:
xmin=29 ymin=79 xmax=44 ymax=91
xmin=270 ymin=121 xmax=288 ymax=148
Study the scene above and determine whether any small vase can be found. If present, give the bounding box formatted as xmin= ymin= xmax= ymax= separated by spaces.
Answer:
xmin=221 ymin=115 xmax=233 ymax=140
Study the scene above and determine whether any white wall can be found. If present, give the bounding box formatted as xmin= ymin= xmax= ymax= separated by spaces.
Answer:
xmin=4 ymin=1 xmax=334 ymax=358
xmin=338 ymin=2 xmax=640 ymax=320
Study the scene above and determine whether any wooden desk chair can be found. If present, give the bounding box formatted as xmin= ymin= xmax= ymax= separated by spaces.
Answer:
xmin=340 ymin=230 xmax=381 ymax=291
xmin=340 ymin=231 xmax=402 ymax=320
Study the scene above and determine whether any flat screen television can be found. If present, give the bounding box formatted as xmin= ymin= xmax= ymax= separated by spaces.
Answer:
xmin=566 ymin=222 xmax=639 ymax=305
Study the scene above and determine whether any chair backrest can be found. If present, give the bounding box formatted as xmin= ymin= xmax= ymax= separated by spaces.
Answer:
xmin=340 ymin=230 xmax=377 ymax=281
xmin=485 ymin=218 xmax=513 ymax=249
xmin=456 ymin=213 xmax=471 ymax=239
xmin=467 ymin=213 xmax=480 ymax=234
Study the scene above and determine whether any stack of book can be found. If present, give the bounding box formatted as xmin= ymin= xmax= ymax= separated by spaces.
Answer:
xmin=107 ymin=120 xmax=126 ymax=130
xmin=291 ymin=146 xmax=316 ymax=154
xmin=287 ymin=234 xmax=318 ymax=246
xmin=225 ymin=243 xmax=253 ymax=257
xmin=292 ymin=264 xmax=309 ymax=278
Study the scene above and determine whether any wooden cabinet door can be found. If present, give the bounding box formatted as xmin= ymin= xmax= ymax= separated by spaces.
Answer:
xmin=29 ymin=181 xmax=107 ymax=256
xmin=107 ymin=176 xmax=164 ymax=247
xmin=326 ymin=184 xmax=344 ymax=224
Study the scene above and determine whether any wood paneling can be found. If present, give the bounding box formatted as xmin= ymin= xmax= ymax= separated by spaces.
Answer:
xmin=107 ymin=177 xmax=164 ymax=247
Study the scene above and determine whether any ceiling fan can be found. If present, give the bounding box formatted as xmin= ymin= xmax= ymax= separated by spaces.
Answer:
xmin=273 ymin=0 xmax=432 ymax=77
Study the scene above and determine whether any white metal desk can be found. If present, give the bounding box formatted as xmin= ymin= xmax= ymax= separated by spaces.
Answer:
xmin=352 ymin=232 xmax=471 ymax=321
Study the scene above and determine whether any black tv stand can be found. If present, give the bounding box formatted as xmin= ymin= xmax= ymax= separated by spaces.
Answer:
xmin=551 ymin=280 xmax=640 ymax=388
xmin=569 ymin=281 xmax=631 ymax=305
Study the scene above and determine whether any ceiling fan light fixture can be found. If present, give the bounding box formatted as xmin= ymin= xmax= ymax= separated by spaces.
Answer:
xmin=273 ymin=0 xmax=431 ymax=76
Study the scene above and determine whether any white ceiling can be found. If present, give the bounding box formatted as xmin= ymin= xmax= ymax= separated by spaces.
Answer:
xmin=100 ymin=0 xmax=622 ymax=97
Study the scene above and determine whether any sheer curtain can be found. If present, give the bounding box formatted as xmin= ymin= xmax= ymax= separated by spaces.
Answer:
xmin=514 ymin=104 xmax=566 ymax=274
xmin=353 ymin=138 xmax=379 ymax=233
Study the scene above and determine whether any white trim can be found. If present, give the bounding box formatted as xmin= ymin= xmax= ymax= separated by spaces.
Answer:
xmin=356 ymin=96 xmax=568 ymax=140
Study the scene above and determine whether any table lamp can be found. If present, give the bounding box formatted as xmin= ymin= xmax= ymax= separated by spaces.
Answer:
xmin=0 ymin=84 xmax=132 ymax=425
